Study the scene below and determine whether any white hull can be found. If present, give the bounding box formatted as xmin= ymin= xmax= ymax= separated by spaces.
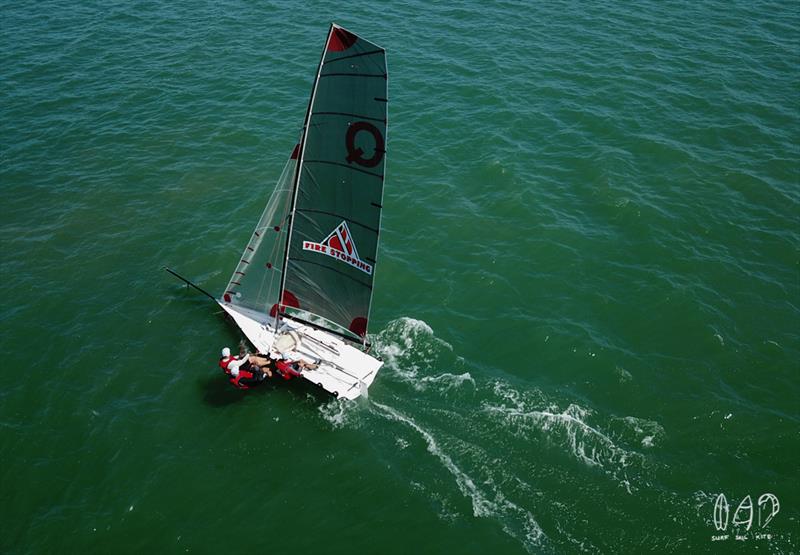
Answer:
xmin=219 ymin=302 xmax=381 ymax=400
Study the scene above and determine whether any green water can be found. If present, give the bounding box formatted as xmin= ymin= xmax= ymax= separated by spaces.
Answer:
xmin=1 ymin=1 xmax=798 ymax=553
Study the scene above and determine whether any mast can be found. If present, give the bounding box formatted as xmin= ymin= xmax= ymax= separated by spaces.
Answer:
xmin=277 ymin=24 xmax=336 ymax=324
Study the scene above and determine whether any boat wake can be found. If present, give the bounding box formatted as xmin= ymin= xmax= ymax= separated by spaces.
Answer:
xmin=317 ymin=317 xmax=661 ymax=553
xmin=372 ymin=400 xmax=547 ymax=551
xmin=371 ymin=317 xmax=475 ymax=392
xmin=481 ymin=383 xmax=648 ymax=495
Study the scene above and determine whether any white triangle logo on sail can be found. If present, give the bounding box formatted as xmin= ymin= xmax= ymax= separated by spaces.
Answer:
xmin=302 ymin=221 xmax=373 ymax=275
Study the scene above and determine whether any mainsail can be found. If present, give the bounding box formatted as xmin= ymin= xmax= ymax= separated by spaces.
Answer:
xmin=279 ymin=24 xmax=388 ymax=340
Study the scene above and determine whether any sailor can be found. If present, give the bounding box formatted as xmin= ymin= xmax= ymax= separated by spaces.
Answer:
xmin=219 ymin=347 xmax=246 ymax=375
xmin=270 ymin=351 xmax=318 ymax=381
xmin=228 ymin=365 xmax=266 ymax=390
xmin=219 ymin=347 xmax=273 ymax=389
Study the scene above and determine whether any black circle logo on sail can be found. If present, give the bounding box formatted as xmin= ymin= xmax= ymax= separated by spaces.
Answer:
xmin=345 ymin=122 xmax=384 ymax=168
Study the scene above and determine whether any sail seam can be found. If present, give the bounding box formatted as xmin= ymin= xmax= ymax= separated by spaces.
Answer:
xmin=320 ymin=72 xmax=387 ymax=79
xmin=324 ymin=49 xmax=384 ymax=64
xmin=303 ymin=159 xmax=383 ymax=179
xmin=312 ymin=111 xmax=386 ymax=124
xmin=296 ymin=209 xmax=379 ymax=234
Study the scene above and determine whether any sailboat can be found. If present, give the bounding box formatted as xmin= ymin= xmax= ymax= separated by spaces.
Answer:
xmin=218 ymin=24 xmax=387 ymax=400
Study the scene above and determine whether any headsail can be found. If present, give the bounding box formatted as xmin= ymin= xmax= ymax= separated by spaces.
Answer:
xmin=223 ymin=145 xmax=298 ymax=315
xmin=280 ymin=24 xmax=388 ymax=340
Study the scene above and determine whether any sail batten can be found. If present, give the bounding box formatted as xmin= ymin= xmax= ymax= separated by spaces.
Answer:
xmin=301 ymin=159 xmax=384 ymax=179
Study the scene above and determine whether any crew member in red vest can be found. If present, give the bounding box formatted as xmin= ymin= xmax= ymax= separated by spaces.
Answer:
xmin=271 ymin=352 xmax=318 ymax=381
xmin=219 ymin=347 xmax=273 ymax=389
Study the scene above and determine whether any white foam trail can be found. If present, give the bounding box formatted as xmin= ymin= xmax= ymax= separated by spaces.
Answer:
xmin=372 ymin=401 xmax=546 ymax=552
xmin=374 ymin=317 xmax=449 ymax=363
xmin=418 ymin=372 xmax=475 ymax=391
xmin=373 ymin=318 xmax=470 ymax=393
xmin=483 ymin=382 xmax=643 ymax=493
xmin=318 ymin=399 xmax=362 ymax=429
xmin=614 ymin=415 xmax=665 ymax=448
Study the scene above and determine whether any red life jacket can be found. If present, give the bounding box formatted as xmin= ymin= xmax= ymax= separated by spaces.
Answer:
xmin=219 ymin=355 xmax=238 ymax=374
xmin=230 ymin=369 xmax=256 ymax=389
xmin=275 ymin=359 xmax=302 ymax=380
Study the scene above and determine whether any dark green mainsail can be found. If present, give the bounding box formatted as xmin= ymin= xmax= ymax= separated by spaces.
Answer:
xmin=279 ymin=24 xmax=387 ymax=340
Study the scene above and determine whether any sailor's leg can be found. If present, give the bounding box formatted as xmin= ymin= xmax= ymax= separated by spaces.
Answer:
xmin=248 ymin=355 xmax=273 ymax=377
xmin=248 ymin=354 xmax=271 ymax=366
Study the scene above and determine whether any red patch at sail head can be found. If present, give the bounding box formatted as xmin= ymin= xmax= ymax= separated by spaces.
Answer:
xmin=327 ymin=27 xmax=357 ymax=52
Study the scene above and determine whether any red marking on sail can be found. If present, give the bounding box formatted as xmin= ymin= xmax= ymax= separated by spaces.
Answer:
xmin=349 ymin=317 xmax=367 ymax=337
xmin=224 ymin=293 xmax=231 ymax=303
xmin=329 ymin=234 xmax=343 ymax=252
xmin=339 ymin=224 xmax=353 ymax=255
xmin=282 ymin=290 xmax=299 ymax=309
xmin=290 ymin=143 xmax=300 ymax=159
xmin=323 ymin=222 xmax=355 ymax=256
xmin=270 ymin=291 xmax=300 ymax=317
xmin=327 ymin=27 xmax=357 ymax=52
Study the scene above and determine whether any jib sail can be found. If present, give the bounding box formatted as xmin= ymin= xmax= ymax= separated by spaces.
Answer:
xmin=222 ymin=145 xmax=298 ymax=315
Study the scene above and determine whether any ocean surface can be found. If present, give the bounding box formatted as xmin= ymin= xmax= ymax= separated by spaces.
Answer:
xmin=1 ymin=1 xmax=798 ymax=553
